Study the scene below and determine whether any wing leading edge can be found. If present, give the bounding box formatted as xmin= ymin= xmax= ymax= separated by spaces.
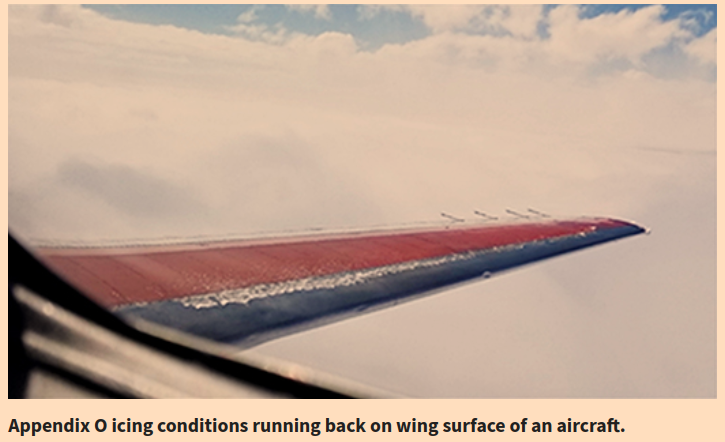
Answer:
xmin=36 ymin=217 xmax=645 ymax=347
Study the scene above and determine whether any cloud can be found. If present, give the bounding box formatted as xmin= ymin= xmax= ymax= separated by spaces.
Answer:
xmin=358 ymin=5 xmax=713 ymax=80
xmin=546 ymin=5 xmax=688 ymax=65
xmin=678 ymin=7 xmax=716 ymax=35
xmin=359 ymin=5 xmax=542 ymax=37
xmin=684 ymin=28 xmax=716 ymax=66
xmin=405 ymin=5 xmax=488 ymax=33
xmin=493 ymin=5 xmax=543 ymax=39
xmin=356 ymin=5 xmax=405 ymax=21
xmin=405 ymin=5 xmax=545 ymax=38
xmin=57 ymin=158 xmax=207 ymax=220
xmin=287 ymin=5 xmax=332 ymax=21
xmin=226 ymin=6 xmax=292 ymax=44
xmin=235 ymin=5 xmax=259 ymax=24
xmin=9 ymin=4 xmax=715 ymax=243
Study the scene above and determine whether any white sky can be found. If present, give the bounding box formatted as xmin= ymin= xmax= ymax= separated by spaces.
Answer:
xmin=8 ymin=5 xmax=715 ymax=397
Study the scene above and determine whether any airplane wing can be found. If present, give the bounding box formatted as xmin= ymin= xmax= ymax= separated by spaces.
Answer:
xmin=35 ymin=217 xmax=645 ymax=348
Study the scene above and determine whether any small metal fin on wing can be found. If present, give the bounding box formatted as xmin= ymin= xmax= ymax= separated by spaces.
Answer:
xmin=474 ymin=210 xmax=498 ymax=221
xmin=506 ymin=209 xmax=531 ymax=219
xmin=440 ymin=212 xmax=464 ymax=222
